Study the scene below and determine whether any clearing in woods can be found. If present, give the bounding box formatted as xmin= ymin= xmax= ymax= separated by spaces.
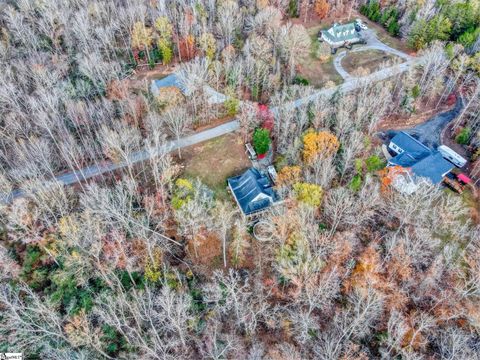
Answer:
xmin=341 ymin=49 xmax=402 ymax=75
xmin=179 ymin=132 xmax=251 ymax=199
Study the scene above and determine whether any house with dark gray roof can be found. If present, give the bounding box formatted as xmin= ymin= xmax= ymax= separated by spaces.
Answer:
xmin=388 ymin=131 xmax=430 ymax=156
xmin=227 ymin=168 xmax=277 ymax=216
xmin=387 ymin=131 xmax=454 ymax=191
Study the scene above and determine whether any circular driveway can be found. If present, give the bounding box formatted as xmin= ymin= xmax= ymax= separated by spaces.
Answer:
xmin=332 ymin=29 xmax=412 ymax=81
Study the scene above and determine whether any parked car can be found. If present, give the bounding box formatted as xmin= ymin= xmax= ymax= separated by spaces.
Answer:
xmin=355 ymin=19 xmax=368 ymax=30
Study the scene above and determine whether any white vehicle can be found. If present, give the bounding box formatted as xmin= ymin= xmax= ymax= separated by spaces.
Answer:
xmin=245 ymin=143 xmax=257 ymax=160
xmin=355 ymin=19 xmax=368 ymax=30
xmin=438 ymin=145 xmax=467 ymax=168
xmin=267 ymin=165 xmax=278 ymax=184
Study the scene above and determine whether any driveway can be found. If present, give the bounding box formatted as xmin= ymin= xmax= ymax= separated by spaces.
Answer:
xmin=379 ymin=96 xmax=464 ymax=149
xmin=333 ymin=29 xmax=412 ymax=81
xmin=2 ymin=50 xmax=425 ymax=203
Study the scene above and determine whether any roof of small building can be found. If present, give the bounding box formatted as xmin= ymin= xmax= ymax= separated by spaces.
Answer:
xmin=390 ymin=131 xmax=431 ymax=155
xmin=151 ymin=73 xmax=227 ymax=104
xmin=411 ymin=151 xmax=454 ymax=184
xmin=322 ymin=23 xmax=361 ymax=42
xmin=228 ymin=168 xmax=276 ymax=215
xmin=151 ymin=74 xmax=186 ymax=95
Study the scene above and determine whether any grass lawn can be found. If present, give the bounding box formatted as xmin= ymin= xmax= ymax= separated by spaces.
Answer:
xmin=179 ymin=133 xmax=251 ymax=199
xmin=296 ymin=26 xmax=343 ymax=88
xmin=342 ymin=49 xmax=402 ymax=75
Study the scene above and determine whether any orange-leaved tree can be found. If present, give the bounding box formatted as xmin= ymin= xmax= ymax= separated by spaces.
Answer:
xmin=314 ymin=0 xmax=330 ymax=19
xmin=277 ymin=165 xmax=302 ymax=186
xmin=302 ymin=130 xmax=340 ymax=163
xmin=179 ymin=34 xmax=196 ymax=61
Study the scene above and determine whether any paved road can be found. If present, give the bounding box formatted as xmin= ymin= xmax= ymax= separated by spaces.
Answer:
xmin=280 ymin=56 xmax=423 ymax=113
xmin=3 ymin=121 xmax=240 ymax=202
xmin=381 ymin=96 xmax=464 ymax=149
xmin=3 ymin=52 xmax=425 ymax=203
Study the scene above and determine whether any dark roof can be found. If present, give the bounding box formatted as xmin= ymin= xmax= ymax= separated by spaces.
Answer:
xmin=151 ymin=74 xmax=186 ymax=94
xmin=389 ymin=151 xmax=425 ymax=167
xmin=228 ymin=168 xmax=276 ymax=215
xmin=321 ymin=23 xmax=361 ymax=42
xmin=390 ymin=132 xmax=430 ymax=155
xmin=411 ymin=151 xmax=454 ymax=184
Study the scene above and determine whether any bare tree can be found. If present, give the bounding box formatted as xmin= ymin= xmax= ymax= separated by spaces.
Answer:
xmin=162 ymin=107 xmax=192 ymax=158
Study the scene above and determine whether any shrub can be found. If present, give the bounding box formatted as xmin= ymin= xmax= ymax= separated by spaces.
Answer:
xmin=288 ymin=0 xmax=298 ymax=17
xmin=387 ymin=19 xmax=400 ymax=36
xmin=314 ymin=0 xmax=329 ymax=19
xmin=101 ymin=325 xmax=130 ymax=356
xmin=293 ymin=75 xmax=310 ymax=86
xmin=361 ymin=1 xmax=381 ymax=22
xmin=459 ymin=27 xmax=480 ymax=48
xmin=49 ymin=272 xmax=94 ymax=315
xmin=157 ymin=38 xmax=172 ymax=65
xmin=411 ymin=84 xmax=421 ymax=99
xmin=456 ymin=127 xmax=471 ymax=145
xmin=349 ymin=174 xmax=363 ymax=192
xmin=224 ymin=97 xmax=240 ymax=116
xmin=302 ymin=130 xmax=340 ymax=163
xmin=277 ymin=166 xmax=302 ymax=186
xmin=365 ymin=155 xmax=386 ymax=172
xmin=172 ymin=178 xmax=194 ymax=209
xmin=253 ymin=128 xmax=271 ymax=155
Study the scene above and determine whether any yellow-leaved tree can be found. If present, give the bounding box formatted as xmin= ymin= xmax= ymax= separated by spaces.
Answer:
xmin=131 ymin=22 xmax=153 ymax=60
xmin=302 ymin=130 xmax=339 ymax=163
xmin=198 ymin=32 xmax=217 ymax=60
xmin=155 ymin=16 xmax=174 ymax=65
xmin=293 ymin=182 xmax=323 ymax=207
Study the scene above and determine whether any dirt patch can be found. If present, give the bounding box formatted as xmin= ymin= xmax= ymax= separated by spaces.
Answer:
xmin=342 ymin=49 xmax=402 ymax=75
xmin=132 ymin=64 xmax=175 ymax=81
xmin=186 ymin=231 xmax=223 ymax=272
xmin=192 ymin=115 xmax=235 ymax=132
xmin=178 ymin=132 xmax=251 ymax=199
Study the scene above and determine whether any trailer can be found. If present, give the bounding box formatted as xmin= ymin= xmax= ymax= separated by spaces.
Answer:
xmin=245 ymin=143 xmax=257 ymax=160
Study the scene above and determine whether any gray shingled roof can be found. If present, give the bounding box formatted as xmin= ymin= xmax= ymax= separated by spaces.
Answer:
xmin=411 ymin=151 xmax=454 ymax=184
xmin=390 ymin=150 xmax=454 ymax=184
xmin=228 ymin=168 xmax=276 ymax=215
xmin=390 ymin=132 xmax=430 ymax=155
